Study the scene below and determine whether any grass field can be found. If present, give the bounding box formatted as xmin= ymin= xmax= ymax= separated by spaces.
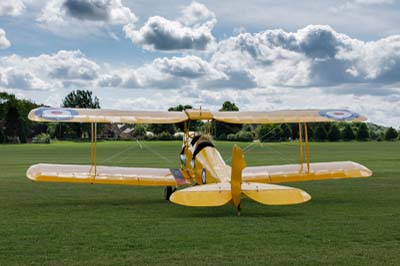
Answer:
xmin=0 ymin=140 xmax=399 ymax=265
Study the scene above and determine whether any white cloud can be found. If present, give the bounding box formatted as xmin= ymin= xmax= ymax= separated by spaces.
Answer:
xmin=98 ymin=55 xmax=225 ymax=89
xmin=332 ymin=0 xmax=394 ymax=15
xmin=153 ymin=56 xmax=225 ymax=79
xmin=342 ymin=36 xmax=400 ymax=82
xmin=0 ymin=50 xmax=100 ymax=91
xmin=0 ymin=0 xmax=25 ymax=16
xmin=37 ymin=0 xmax=137 ymax=36
xmin=123 ymin=2 xmax=216 ymax=51
xmin=2 ymin=21 xmax=400 ymax=126
xmin=0 ymin=68 xmax=49 ymax=90
xmin=0 ymin=29 xmax=11 ymax=49
xmin=44 ymin=50 xmax=100 ymax=80
xmin=210 ymin=25 xmax=400 ymax=88
xmin=179 ymin=1 xmax=216 ymax=26
xmin=353 ymin=0 xmax=393 ymax=5
xmin=97 ymin=73 xmax=122 ymax=87
xmin=4 ymin=24 xmax=400 ymax=94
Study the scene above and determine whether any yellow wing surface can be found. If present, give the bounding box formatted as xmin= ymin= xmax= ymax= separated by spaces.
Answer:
xmin=28 ymin=108 xmax=187 ymax=124
xmin=28 ymin=107 xmax=366 ymax=124
xmin=242 ymin=161 xmax=372 ymax=184
xmin=212 ymin=110 xmax=367 ymax=124
xmin=170 ymin=182 xmax=311 ymax=207
xmin=27 ymin=164 xmax=189 ymax=186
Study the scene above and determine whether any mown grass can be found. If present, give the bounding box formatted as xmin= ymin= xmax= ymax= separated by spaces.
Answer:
xmin=0 ymin=141 xmax=399 ymax=265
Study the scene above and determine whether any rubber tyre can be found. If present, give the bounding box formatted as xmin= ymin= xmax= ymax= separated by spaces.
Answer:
xmin=164 ymin=186 xmax=173 ymax=200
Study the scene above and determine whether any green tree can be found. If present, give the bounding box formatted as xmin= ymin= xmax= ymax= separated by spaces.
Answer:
xmin=290 ymin=123 xmax=299 ymax=140
xmin=63 ymin=90 xmax=100 ymax=109
xmin=385 ymin=127 xmax=398 ymax=141
xmin=0 ymin=130 xmax=4 ymax=143
xmin=328 ymin=123 xmax=341 ymax=141
xmin=314 ymin=124 xmax=328 ymax=141
xmin=256 ymin=124 xmax=282 ymax=142
xmin=4 ymin=106 xmax=25 ymax=143
xmin=280 ymin=124 xmax=292 ymax=141
xmin=147 ymin=124 xmax=176 ymax=135
xmin=215 ymin=101 xmax=241 ymax=140
xmin=132 ymin=124 xmax=146 ymax=139
xmin=220 ymin=101 xmax=239 ymax=111
xmin=1 ymin=92 xmax=43 ymax=142
xmin=341 ymin=123 xmax=355 ymax=141
xmin=369 ymin=130 xmax=379 ymax=141
xmin=356 ymin=123 xmax=369 ymax=141
xmin=158 ymin=131 xmax=174 ymax=140
xmin=227 ymin=130 xmax=254 ymax=142
xmin=168 ymin=104 xmax=193 ymax=112
xmin=62 ymin=90 xmax=100 ymax=139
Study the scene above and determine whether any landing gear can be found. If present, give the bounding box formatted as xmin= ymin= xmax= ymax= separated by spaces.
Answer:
xmin=164 ymin=186 xmax=176 ymax=200
xmin=236 ymin=204 xmax=241 ymax=217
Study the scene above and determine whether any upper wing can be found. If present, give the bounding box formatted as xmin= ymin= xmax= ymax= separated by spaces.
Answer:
xmin=212 ymin=109 xmax=366 ymax=124
xmin=29 ymin=107 xmax=366 ymax=124
xmin=28 ymin=107 xmax=188 ymax=124
xmin=27 ymin=163 xmax=190 ymax=186
xmin=242 ymin=161 xmax=372 ymax=184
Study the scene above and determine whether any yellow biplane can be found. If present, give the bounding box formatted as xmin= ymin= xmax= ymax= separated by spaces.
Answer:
xmin=26 ymin=107 xmax=372 ymax=215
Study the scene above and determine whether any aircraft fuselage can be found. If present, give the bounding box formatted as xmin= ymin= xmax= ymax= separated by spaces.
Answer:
xmin=181 ymin=135 xmax=232 ymax=185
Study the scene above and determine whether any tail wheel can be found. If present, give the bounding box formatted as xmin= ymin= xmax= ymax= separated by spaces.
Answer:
xmin=164 ymin=186 xmax=176 ymax=200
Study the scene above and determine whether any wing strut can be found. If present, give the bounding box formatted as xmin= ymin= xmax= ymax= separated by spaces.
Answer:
xmin=304 ymin=123 xmax=310 ymax=173
xmin=89 ymin=122 xmax=97 ymax=181
xmin=298 ymin=123 xmax=304 ymax=173
xmin=298 ymin=123 xmax=311 ymax=174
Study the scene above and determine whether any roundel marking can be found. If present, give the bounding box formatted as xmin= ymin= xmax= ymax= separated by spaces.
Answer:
xmin=201 ymin=168 xmax=206 ymax=184
xmin=35 ymin=108 xmax=79 ymax=121
xmin=319 ymin=109 xmax=359 ymax=121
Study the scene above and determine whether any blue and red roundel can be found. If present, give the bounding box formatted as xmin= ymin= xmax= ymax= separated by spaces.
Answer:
xmin=35 ymin=108 xmax=79 ymax=121
xmin=319 ymin=109 xmax=359 ymax=121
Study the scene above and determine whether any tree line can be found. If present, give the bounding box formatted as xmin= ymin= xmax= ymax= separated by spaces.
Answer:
xmin=0 ymin=90 xmax=399 ymax=143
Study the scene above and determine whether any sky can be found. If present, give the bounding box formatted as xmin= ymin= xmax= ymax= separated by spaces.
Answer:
xmin=0 ymin=0 xmax=399 ymax=128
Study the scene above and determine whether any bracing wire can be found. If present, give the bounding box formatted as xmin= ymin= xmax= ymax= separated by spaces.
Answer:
xmin=100 ymin=140 xmax=140 ymax=164
xmin=136 ymin=139 xmax=175 ymax=165
xmin=225 ymin=127 xmax=296 ymax=165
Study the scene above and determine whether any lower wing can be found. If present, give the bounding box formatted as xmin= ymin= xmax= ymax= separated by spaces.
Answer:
xmin=26 ymin=163 xmax=190 ymax=186
xmin=242 ymin=161 xmax=372 ymax=183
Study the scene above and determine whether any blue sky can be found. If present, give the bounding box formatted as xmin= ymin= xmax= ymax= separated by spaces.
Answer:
xmin=0 ymin=0 xmax=399 ymax=127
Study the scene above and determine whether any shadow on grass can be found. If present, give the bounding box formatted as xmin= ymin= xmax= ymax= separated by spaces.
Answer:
xmin=19 ymin=191 xmax=312 ymax=219
xmin=169 ymin=205 xmax=303 ymax=218
xmin=24 ymin=197 xmax=166 ymax=208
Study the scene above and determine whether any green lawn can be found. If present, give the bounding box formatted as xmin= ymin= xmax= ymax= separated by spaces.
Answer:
xmin=0 ymin=141 xmax=399 ymax=265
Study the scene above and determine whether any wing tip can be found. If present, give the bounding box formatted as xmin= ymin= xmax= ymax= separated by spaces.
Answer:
xmin=26 ymin=164 xmax=39 ymax=181
xmin=361 ymin=168 xmax=373 ymax=177
xmin=351 ymin=161 xmax=373 ymax=177
xmin=356 ymin=115 xmax=368 ymax=122
xmin=28 ymin=108 xmax=40 ymax=122
xmin=301 ymin=190 xmax=312 ymax=203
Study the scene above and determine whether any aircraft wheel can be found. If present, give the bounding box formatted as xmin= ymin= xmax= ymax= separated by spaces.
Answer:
xmin=164 ymin=186 xmax=176 ymax=200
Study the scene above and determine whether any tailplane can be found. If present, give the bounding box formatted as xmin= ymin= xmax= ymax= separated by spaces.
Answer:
xmin=170 ymin=145 xmax=311 ymax=214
